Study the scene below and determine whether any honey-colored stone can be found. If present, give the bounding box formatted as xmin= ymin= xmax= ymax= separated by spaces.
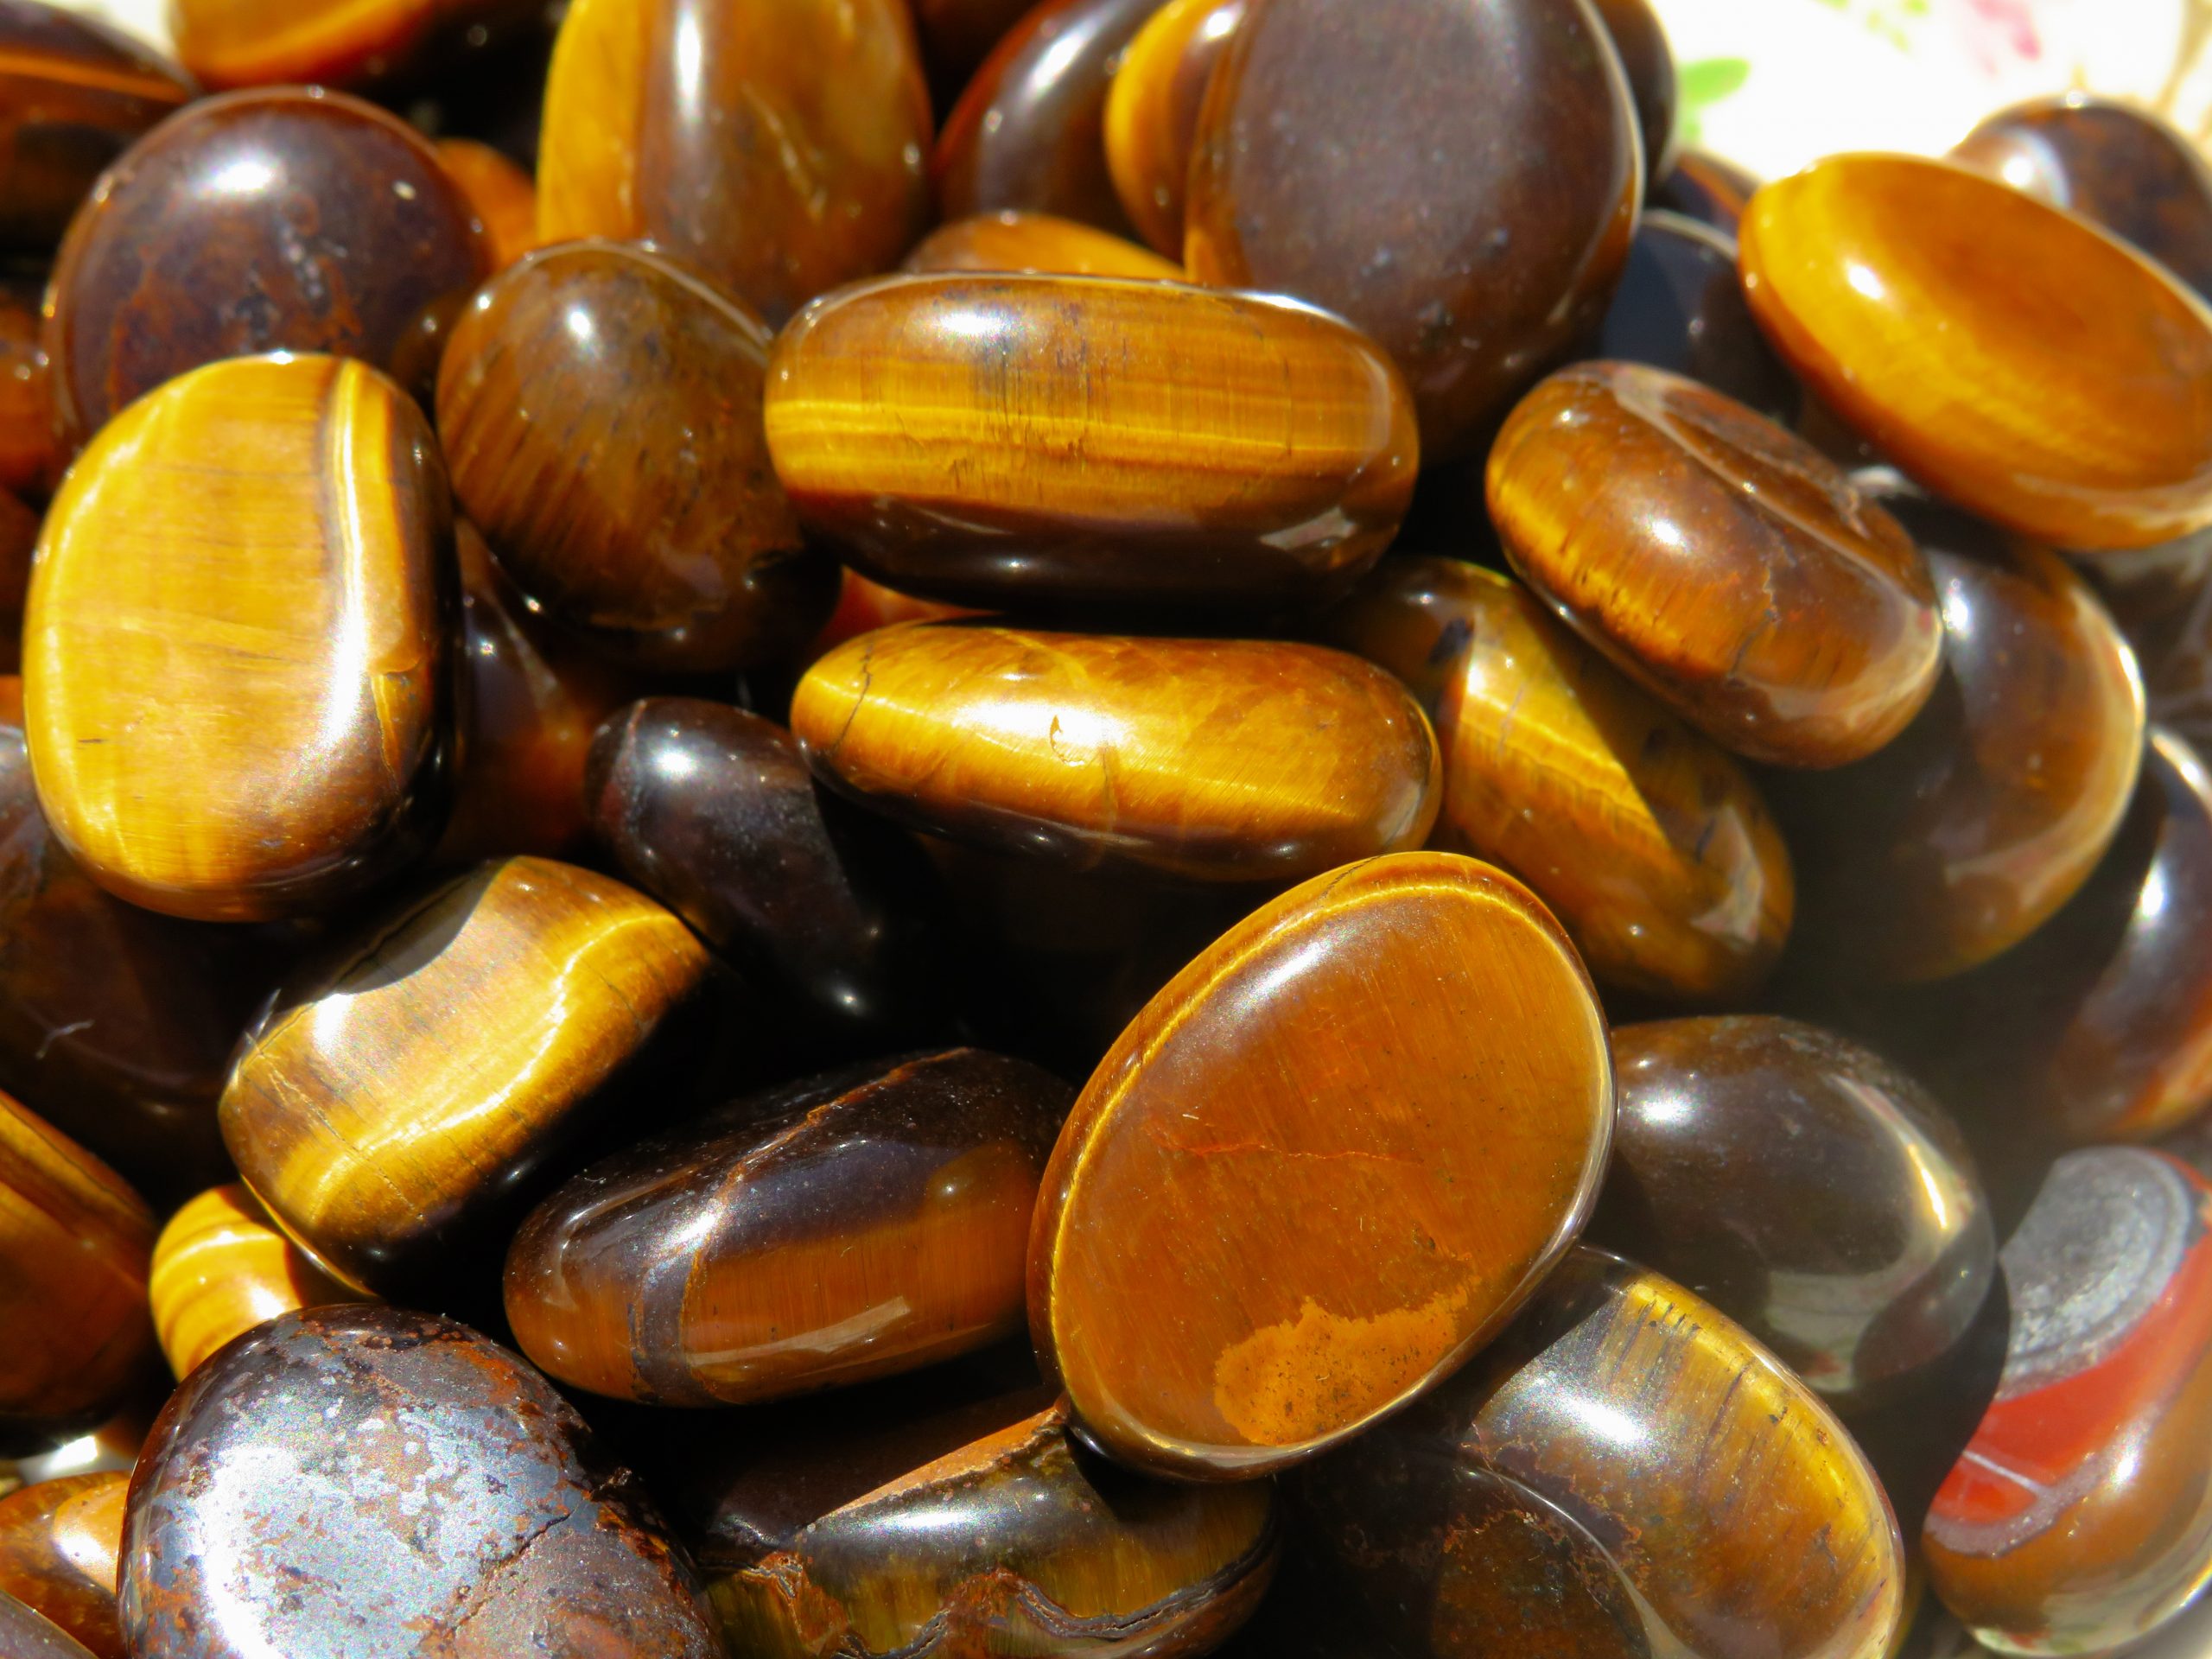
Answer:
xmin=149 ymin=1185 xmax=359 ymax=1381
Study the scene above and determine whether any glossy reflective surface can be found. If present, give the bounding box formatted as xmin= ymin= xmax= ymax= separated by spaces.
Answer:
xmin=1955 ymin=96 xmax=2212 ymax=301
xmin=1766 ymin=489 xmax=2145 ymax=982
xmin=220 ymin=857 xmax=719 ymax=1297
xmin=901 ymin=210 xmax=1183 ymax=277
xmin=440 ymin=241 xmax=833 ymax=672
xmin=149 ymin=1185 xmax=359 ymax=1382
xmin=1595 ymin=1016 xmax=1994 ymax=1409
xmin=0 ymin=1473 xmax=125 ymax=1659
xmin=934 ymin=0 xmax=1168 ymax=236
xmin=0 ymin=2 xmax=193 ymax=251
xmin=0 ymin=277 xmax=55 ymax=500
xmin=437 ymin=523 xmax=637 ymax=866
xmin=767 ymin=274 xmax=1417 ymax=610
xmin=810 ymin=569 xmax=981 ymax=656
xmin=1740 ymin=154 xmax=2212 ymax=551
xmin=1925 ymin=1149 xmax=2212 ymax=1655
xmin=1294 ymin=1249 xmax=1906 ymax=1659
xmin=1032 ymin=852 xmax=1613 ymax=1478
xmin=1185 ymin=0 xmax=1640 ymax=460
xmin=1650 ymin=146 xmax=1758 ymax=236
xmin=44 ymin=88 xmax=491 ymax=452
xmin=508 ymin=1050 xmax=1070 ymax=1405
xmin=435 ymin=137 xmax=537 ymax=269
xmin=1590 ymin=0 xmax=1675 ymax=180
xmin=0 ymin=1592 xmax=96 ymax=1659
xmin=1329 ymin=556 xmax=1792 ymax=1001
xmin=1596 ymin=209 xmax=1799 ymax=423
xmin=1491 ymin=361 xmax=1941 ymax=766
xmin=1104 ymin=0 xmax=1245 ymax=257
xmin=586 ymin=697 xmax=932 ymax=1039
xmin=0 ymin=1094 xmax=152 ymax=1452
xmin=171 ymin=0 xmax=535 ymax=87
xmin=25 ymin=354 xmax=454 ymax=923
xmin=537 ymin=0 xmax=931 ymax=328
xmin=793 ymin=626 xmax=1440 ymax=884
xmin=121 ymin=1306 xmax=722 ymax=1659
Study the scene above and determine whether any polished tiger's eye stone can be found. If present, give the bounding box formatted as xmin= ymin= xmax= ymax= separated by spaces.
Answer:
xmin=1594 ymin=1016 xmax=1994 ymax=1410
xmin=0 ymin=1094 xmax=154 ymax=1452
xmin=793 ymin=626 xmax=1440 ymax=884
xmin=1925 ymin=1148 xmax=2212 ymax=1655
xmin=1651 ymin=146 xmax=1759 ymax=236
xmin=1032 ymin=852 xmax=1612 ymax=1478
xmin=766 ymin=275 xmax=1417 ymax=610
xmin=537 ymin=0 xmax=931 ymax=329
xmin=437 ymin=523 xmax=636 ymax=866
xmin=935 ymin=0 xmax=1169 ymax=237
xmin=911 ymin=0 xmax=1033 ymax=95
xmin=1740 ymin=154 xmax=2212 ymax=551
xmin=44 ymin=88 xmax=493 ymax=452
xmin=1954 ymin=96 xmax=2212 ymax=302
xmin=1185 ymin=0 xmax=1640 ymax=460
xmin=586 ymin=697 xmax=935 ymax=1038
xmin=1328 ymin=556 xmax=1792 ymax=1001
xmin=441 ymin=241 xmax=832 ymax=672
xmin=901 ymin=210 xmax=1183 ymax=278
xmin=1491 ymin=361 xmax=1942 ymax=767
xmin=149 ymin=1185 xmax=359 ymax=1382
xmin=436 ymin=137 xmax=537 ymax=269
xmin=1597 ymin=209 xmax=1799 ymax=423
xmin=1104 ymin=0 xmax=1245 ymax=257
xmin=0 ymin=1391 xmax=158 ymax=1492
xmin=170 ymin=0 xmax=533 ymax=88
xmin=810 ymin=569 xmax=981 ymax=657
xmin=0 ymin=3 xmax=194 ymax=251
xmin=25 ymin=354 xmax=454 ymax=923
xmin=121 ymin=1306 xmax=723 ymax=1659
xmin=1294 ymin=1248 xmax=1906 ymax=1659
xmin=508 ymin=1049 xmax=1071 ymax=1406
xmin=1766 ymin=488 xmax=2145 ymax=982
xmin=219 ymin=856 xmax=721 ymax=1297
xmin=1588 ymin=0 xmax=1674 ymax=180
xmin=0 ymin=278 xmax=55 ymax=501
xmin=0 ymin=1474 xmax=125 ymax=1659
xmin=0 ymin=1592 xmax=96 ymax=1659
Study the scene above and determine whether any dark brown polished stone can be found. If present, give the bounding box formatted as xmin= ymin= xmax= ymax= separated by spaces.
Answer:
xmin=437 ymin=240 xmax=835 ymax=673
xmin=1593 ymin=1015 xmax=1995 ymax=1410
xmin=0 ymin=272 xmax=55 ymax=501
xmin=43 ymin=87 xmax=493 ymax=453
xmin=506 ymin=1049 xmax=1071 ymax=1406
xmin=1649 ymin=146 xmax=1758 ymax=236
xmin=1592 ymin=209 xmax=1799 ymax=423
xmin=1588 ymin=0 xmax=1675 ymax=179
xmin=0 ymin=1592 xmax=96 ymax=1659
xmin=2082 ymin=529 xmax=2212 ymax=766
xmin=1185 ymin=0 xmax=1641 ymax=460
xmin=120 ymin=1306 xmax=723 ymax=1658
xmin=0 ymin=1472 xmax=124 ymax=1659
xmin=171 ymin=0 xmax=537 ymax=90
xmin=585 ymin=696 xmax=938 ymax=1040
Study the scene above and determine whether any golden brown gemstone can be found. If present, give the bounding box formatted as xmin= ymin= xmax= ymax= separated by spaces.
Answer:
xmin=1925 ymin=1149 xmax=2212 ymax=1655
xmin=440 ymin=240 xmax=833 ymax=672
xmin=219 ymin=856 xmax=721 ymax=1297
xmin=901 ymin=210 xmax=1183 ymax=277
xmin=809 ymin=569 xmax=981 ymax=657
xmin=0 ymin=486 xmax=35 ymax=674
xmin=149 ymin=1185 xmax=360 ymax=1382
xmin=170 ymin=0 xmax=534 ymax=88
xmin=0 ymin=3 xmax=194 ymax=251
xmin=1294 ymin=1249 xmax=1907 ymax=1659
xmin=42 ymin=88 xmax=493 ymax=454
xmin=0 ymin=1590 xmax=96 ymax=1659
xmin=435 ymin=523 xmax=638 ymax=866
xmin=0 ymin=276 xmax=56 ymax=502
xmin=24 ymin=354 xmax=455 ymax=924
xmin=507 ymin=1050 xmax=1071 ymax=1406
xmin=1739 ymin=154 xmax=2212 ymax=551
xmin=0 ymin=1474 xmax=124 ymax=1659
xmin=1185 ymin=0 xmax=1640 ymax=460
xmin=1595 ymin=1017 xmax=1994 ymax=1410
xmin=0 ymin=1094 xmax=153 ymax=1452
xmin=766 ymin=274 xmax=1418 ymax=610
xmin=121 ymin=1306 xmax=723 ymax=1658
xmin=1030 ymin=851 xmax=1614 ymax=1478
xmin=435 ymin=137 xmax=538 ymax=270
xmin=935 ymin=0 xmax=1170 ymax=237
xmin=1104 ymin=0 xmax=1245 ymax=257
xmin=793 ymin=625 xmax=1440 ymax=884
xmin=1328 ymin=556 xmax=1793 ymax=1001
xmin=1491 ymin=361 xmax=1942 ymax=766
xmin=537 ymin=0 xmax=932 ymax=328
xmin=1766 ymin=488 xmax=2145 ymax=982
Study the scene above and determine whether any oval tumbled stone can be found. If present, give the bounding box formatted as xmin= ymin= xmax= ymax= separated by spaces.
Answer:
xmin=120 ymin=1305 xmax=723 ymax=1659
xmin=1029 ymin=851 xmax=1614 ymax=1478
xmin=766 ymin=274 xmax=1417 ymax=611
xmin=791 ymin=626 xmax=1440 ymax=884
xmin=24 ymin=354 xmax=454 ymax=922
